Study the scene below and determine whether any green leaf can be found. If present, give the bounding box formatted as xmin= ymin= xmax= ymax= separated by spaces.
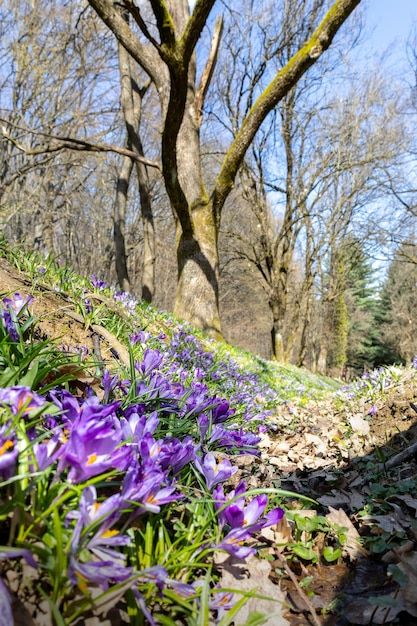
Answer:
xmin=242 ymin=611 xmax=270 ymax=625
xmin=217 ymin=595 xmax=250 ymax=626
xmin=37 ymin=587 xmax=66 ymax=626
xmin=387 ymin=564 xmax=409 ymax=587
xmin=42 ymin=532 xmax=56 ymax=549
xmin=19 ymin=361 xmax=39 ymax=388
xmin=323 ymin=546 xmax=341 ymax=562
xmin=368 ymin=595 xmax=399 ymax=608
xmin=291 ymin=544 xmax=318 ymax=562
xmin=197 ymin=570 xmax=211 ymax=626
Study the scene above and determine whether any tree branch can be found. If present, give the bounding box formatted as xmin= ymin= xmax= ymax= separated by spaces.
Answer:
xmin=0 ymin=119 xmax=161 ymax=169
xmin=180 ymin=0 xmax=217 ymax=61
xmin=211 ymin=0 xmax=362 ymax=219
xmin=87 ymin=0 xmax=165 ymax=90
xmin=195 ymin=15 xmax=224 ymax=126
xmin=121 ymin=0 xmax=161 ymax=50
xmin=149 ymin=0 xmax=176 ymax=49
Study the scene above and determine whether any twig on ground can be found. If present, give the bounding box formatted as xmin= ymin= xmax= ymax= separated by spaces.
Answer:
xmin=274 ymin=551 xmax=322 ymax=626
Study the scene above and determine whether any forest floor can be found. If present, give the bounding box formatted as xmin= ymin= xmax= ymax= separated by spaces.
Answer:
xmin=1 ymin=258 xmax=417 ymax=626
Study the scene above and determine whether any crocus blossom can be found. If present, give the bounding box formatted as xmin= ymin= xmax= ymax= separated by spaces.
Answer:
xmin=194 ymin=453 xmax=238 ymax=490
xmin=122 ymin=461 xmax=180 ymax=515
xmin=0 ymin=386 xmax=46 ymax=417
xmin=0 ymin=422 xmax=18 ymax=480
xmin=69 ymin=555 xmax=134 ymax=592
xmin=213 ymin=482 xmax=285 ymax=559
xmin=57 ymin=403 xmax=132 ymax=482
xmin=1 ymin=293 xmax=33 ymax=341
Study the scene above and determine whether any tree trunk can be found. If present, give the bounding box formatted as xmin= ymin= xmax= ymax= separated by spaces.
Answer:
xmin=137 ymin=161 xmax=155 ymax=302
xmin=88 ymin=0 xmax=362 ymax=334
xmin=114 ymin=154 xmax=133 ymax=293
xmin=297 ymin=292 xmax=313 ymax=368
xmin=116 ymin=5 xmax=156 ymax=300
xmin=174 ymin=202 xmax=222 ymax=339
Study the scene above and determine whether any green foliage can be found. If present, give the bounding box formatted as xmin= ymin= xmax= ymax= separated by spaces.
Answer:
xmin=0 ymin=238 xmax=331 ymax=624
xmin=376 ymin=242 xmax=417 ymax=365
xmin=285 ymin=512 xmax=347 ymax=565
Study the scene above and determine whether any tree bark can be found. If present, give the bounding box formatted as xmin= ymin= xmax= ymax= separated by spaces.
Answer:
xmin=88 ymin=0 xmax=363 ymax=335
xmin=115 ymin=6 xmax=156 ymax=300
xmin=174 ymin=202 xmax=221 ymax=338
xmin=114 ymin=154 xmax=133 ymax=293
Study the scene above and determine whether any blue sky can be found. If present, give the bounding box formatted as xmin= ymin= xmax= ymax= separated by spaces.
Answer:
xmin=365 ymin=0 xmax=417 ymax=55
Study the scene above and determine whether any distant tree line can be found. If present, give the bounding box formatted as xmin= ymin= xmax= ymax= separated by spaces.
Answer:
xmin=1 ymin=0 xmax=417 ymax=377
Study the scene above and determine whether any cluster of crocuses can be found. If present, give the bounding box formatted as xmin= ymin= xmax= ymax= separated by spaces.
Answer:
xmin=0 ymin=291 xmax=33 ymax=342
xmin=0 ymin=292 xmax=285 ymax=623
xmin=90 ymin=274 xmax=280 ymax=425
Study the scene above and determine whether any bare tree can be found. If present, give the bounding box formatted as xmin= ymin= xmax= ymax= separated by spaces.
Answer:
xmin=113 ymin=4 xmax=156 ymax=299
xmin=86 ymin=0 xmax=362 ymax=338
xmin=0 ymin=0 xmax=120 ymax=275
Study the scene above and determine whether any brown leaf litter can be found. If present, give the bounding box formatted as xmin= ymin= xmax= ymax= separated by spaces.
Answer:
xmin=3 ymin=259 xmax=417 ymax=625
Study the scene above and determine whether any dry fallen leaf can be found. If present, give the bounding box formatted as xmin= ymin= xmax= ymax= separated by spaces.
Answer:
xmin=260 ymin=516 xmax=294 ymax=548
xmin=325 ymin=507 xmax=369 ymax=559
xmin=214 ymin=552 xmax=290 ymax=625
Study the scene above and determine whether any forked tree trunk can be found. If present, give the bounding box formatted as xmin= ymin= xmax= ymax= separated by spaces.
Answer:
xmin=173 ymin=203 xmax=222 ymax=339
xmin=88 ymin=0 xmax=362 ymax=336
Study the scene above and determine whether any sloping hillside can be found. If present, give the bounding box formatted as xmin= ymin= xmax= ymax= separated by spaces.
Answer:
xmin=1 ymin=240 xmax=417 ymax=626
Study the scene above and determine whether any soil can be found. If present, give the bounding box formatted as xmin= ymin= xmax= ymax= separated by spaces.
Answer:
xmin=2 ymin=258 xmax=417 ymax=626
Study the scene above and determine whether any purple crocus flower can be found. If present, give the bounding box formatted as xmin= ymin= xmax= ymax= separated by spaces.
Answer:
xmin=90 ymin=275 xmax=107 ymax=290
xmin=31 ymin=434 xmax=63 ymax=471
xmin=1 ymin=293 xmax=33 ymax=342
xmin=138 ymin=349 xmax=163 ymax=376
xmin=130 ymin=330 xmax=150 ymax=345
xmin=158 ymin=436 xmax=197 ymax=475
xmin=67 ymin=486 xmax=132 ymax=592
xmin=213 ymin=481 xmax=247 ymax=529
xmin=213 ymin=482 xmax=285 ymax=559
xmin=209 ymin=587 xmax=235 ymax=620
xmin=0 ymin=578 xmax=12 ymax=626
xmin=0 ymin=423 xmax=18 ymax=480
xmin=120 ymin=408 xmax=159 ymax=444
xmin=102 ymin=370 xmax=120 ymax=403
xmin=217 ymin=504 xmax=285 ymax=558
xmin=138 ymin=433 xmax=195 ymax=475
xmin=194 ymin=453 xmax=238 ymax=490
xmin=197 ymin=414 xmax=210 ymax=441
xmin=67 ymin=486 xmax=124 ymax=553
xmin=69 ymin=556 xmax=134 ymax=592
xmin=216 ymin=527 xmax=258 ymax=559
xmin=122 ymin=461 xmax=180 ymax=515
xmin=57 ymin=405 xmax=132 ymax=482
xmin=209 ymin=425 xmax=261 ymax=455
xmin=212 ymin=399 xmax=235 ymax=423
xmin=0 ymin=386 xmax=46 ymax=417
xmin=0 ymin=548 xmax=38 ymax=568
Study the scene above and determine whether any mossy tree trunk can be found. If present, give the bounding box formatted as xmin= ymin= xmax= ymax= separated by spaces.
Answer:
xmin=88 ymin=0 xmax=362 ymax=335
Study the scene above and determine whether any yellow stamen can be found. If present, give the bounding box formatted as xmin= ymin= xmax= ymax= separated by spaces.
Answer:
xmin=17 ymin=393 xmax=34 ymax=412
xmin=101 ymin=529 xmax=119 ymax=538
xmin=75 ymin=571 xmax=88 ymax=593
xmin=219 ymin=595 xmax=231 ymax=605
xmin=86 ymin=454 xmax=98 ymax=465
xmin=0 ymin=440 xmax=14 ymax=456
